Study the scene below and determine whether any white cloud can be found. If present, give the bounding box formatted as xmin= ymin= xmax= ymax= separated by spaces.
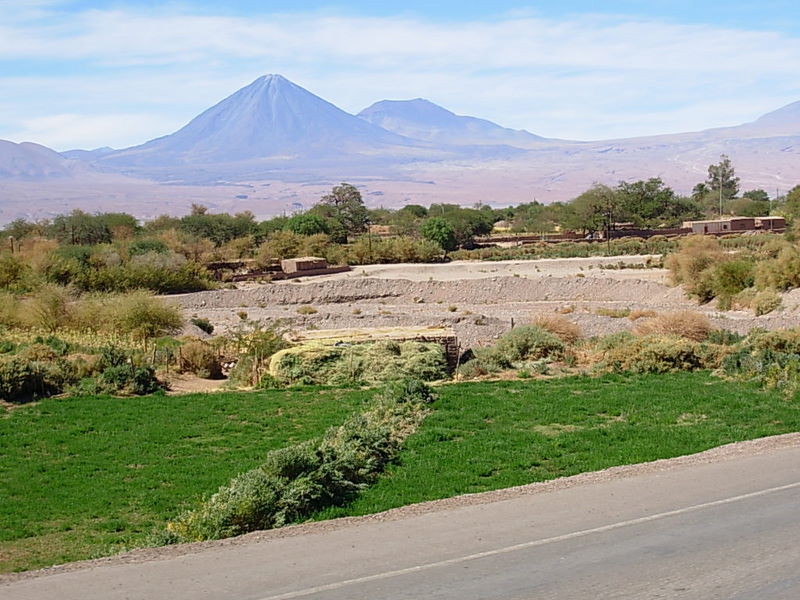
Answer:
xmin=7 ymin=113 xmax=179 ymax=150
xmin=1 ymin=6 xmax=799 ymax=147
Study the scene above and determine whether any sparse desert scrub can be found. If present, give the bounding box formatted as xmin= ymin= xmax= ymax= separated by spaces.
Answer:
xmin=595 ymin=307 xmax=631 ymax=318
xmin=178 ymin=338 xmax=222 ymax=379
xmin=600 ymin=334 xmax=711 ymax=374
xmin=627 ymin=309 xmax=658 ymax=321
xmin=532 ymin=314 xmax=582 ymax=344
xmin=632 ymin=311 xmax=712 ymax=342
xmin=665 ymin=235 xmax=724 ymax=302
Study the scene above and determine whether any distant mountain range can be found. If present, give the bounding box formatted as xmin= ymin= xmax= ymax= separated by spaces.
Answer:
xmin=357 ymin=98 xmax=546 ymax=148
xmin=1 ymin=74 xmax=798 ymax=221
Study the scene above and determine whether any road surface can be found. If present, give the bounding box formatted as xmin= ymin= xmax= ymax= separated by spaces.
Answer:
xmin=4 ymin=438 xmax=800 ymax=599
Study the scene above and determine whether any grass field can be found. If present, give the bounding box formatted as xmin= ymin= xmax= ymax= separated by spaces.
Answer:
xmin=0 ymin=388 xmax=372 ymax=573
xmin=3 ymin=372 xmax=800 ymax=574
xmin=318 ymin=372 xmax=800 ymax=518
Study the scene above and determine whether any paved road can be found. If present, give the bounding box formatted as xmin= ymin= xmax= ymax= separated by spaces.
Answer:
xmin=5 ymin=442 xmax=800 ymax=600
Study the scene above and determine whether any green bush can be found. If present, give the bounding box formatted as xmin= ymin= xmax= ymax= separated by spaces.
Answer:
xmin=269 ymin=340 xmax=448 ymax=386
xmin=752 ymin=290 xmax=782 ymax=316
xmin=166 ymin=380 xmax=433 ymax=542
xmin=190 ymin=317 xmax=214 ymax=335
xmin=112 ymin=292 xmax=184 ymax=342
xmin=0 ymin=354 xmax=78 ymax=402
xmin=755 ymin=246 xmax=800 ymax=291
xmin=481 ymin=325 xmax=565 ymax=369
xmin=602 ymin=334 xmax=711 ymax=374
xmin=0 ymin=253 xmax=31 ymax=291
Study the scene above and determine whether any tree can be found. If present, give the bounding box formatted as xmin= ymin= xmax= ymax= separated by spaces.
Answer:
xmin=420 ymin=217 xmax=457 ymax=254
xmin=317 ymin=183 xmax=369 ymax=243
xmin=563 ymin=185 xmax=618 ymax=235
xmin=705 ymin=155 xmax=740 ymax=214
xmin=285 ymin=213 xmax=329 ymax=236
xmin=783 ymin=185 xmax=800 ymax=219
xmin=49 ymin=210 xmax=112 ymax=245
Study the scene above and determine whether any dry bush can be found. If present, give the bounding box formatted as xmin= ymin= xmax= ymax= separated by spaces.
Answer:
xmin=178 ymin=338 xmax=222 ymax=378
xmin=632 ymin=311 xmax=712 ymax=342
xmin=754 ymin=246 xmax=800 ymax=291
xmin=730 ymin=287 xmax=781 ymax=316
xmin=665 ymin=235 xmax=723 ymax=301
xmin=24 ymin=285 xmax=72 ymax=332
xmin=595 ymin=307 xmax=631 ymax=318
xmin=0 ymin=291 xmax=22 ymax=327
xmin=627 ymin=309 xmax=658 ymax=321
xmin=752 ymin=290 xmax=782 ymax=316
xmin=602 ymin=334 xmax=709 ymax=374
xmin=255 ymin=231 xmax=303 ymax=266
xmin=16 ymin=237 xmax=58 ymax=271
xmin=532 ymin=314 xmax=582 ymax=344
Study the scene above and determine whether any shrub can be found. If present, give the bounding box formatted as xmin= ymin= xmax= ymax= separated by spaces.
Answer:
xmin=532 ymin=315 xmax=582 ymax=344
xmin=166 ymin=381 xmax=433 ymax=542
xmin=25 ymin=285 xmax=72 ymax=332
xmin=190 ymin=317 xmax=214 ymax=335
xmin=0 ymin=354 xmax=78 ymax=402
xmin=602 ymin=334 xmax=709 ymax=374
xmin=632 ymin=311 xmax=712 ymax=341
xmin=479 ymin=326 xmax=565 ymax=370
xmin=628 ymin=309 xmax=658 ymax=321
xmin=178 ymin=338 xmax=222 ymax=379
xmin=665 ymin=235 xmax=723 ymax=302
xmin=269 ymin=340 xmax=448 ymax=386
xmin=754 ymin=246 xmax=800 ymax=291
xmin=255 ymin=231 xmax=303 ymax=266
xmin=296 ymin=305 xmax=318 ymax=315
xmin=0 ymin=253 xmax=30 ymax=290
xmin=112 ymin=292 xmax=184 ymax=342
xmin=0 ymin=291 xmax=22 ymax=327
xmin=707 ymin=329 xmax=744 ymax=346
xmin=711 ymin=259 xmax=755 ymax=306
xmin=752 ymin=290 xmax=782 ymax=316
xmin=594 ymin=307 xmax=631 ymax=318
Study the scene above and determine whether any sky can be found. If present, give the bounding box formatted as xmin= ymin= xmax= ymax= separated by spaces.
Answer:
xmin=2 ymin=0 xmax=800 ymax=150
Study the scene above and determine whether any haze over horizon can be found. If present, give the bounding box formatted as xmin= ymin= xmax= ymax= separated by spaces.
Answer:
xmin=2 ymin=0 xmax=800 ymax=151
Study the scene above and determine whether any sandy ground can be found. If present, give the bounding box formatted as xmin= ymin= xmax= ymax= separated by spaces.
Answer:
xmin=172 ymin=255 xmax=800 ymax=352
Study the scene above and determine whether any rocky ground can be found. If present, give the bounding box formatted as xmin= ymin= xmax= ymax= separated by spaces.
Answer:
xmin=172 ymin=256 xmax=800 ymax=352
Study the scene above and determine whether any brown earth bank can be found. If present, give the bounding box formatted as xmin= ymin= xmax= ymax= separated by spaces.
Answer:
xmin=171 ymin=256 xmax=800 ymax=352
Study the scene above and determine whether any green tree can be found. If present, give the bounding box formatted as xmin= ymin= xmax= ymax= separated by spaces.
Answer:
xmin=316 ymin=183 xmax=369 ymax=243
xmin=285 ymin=213 xmax=329 ymax=236
xmin=705 ymin=155 xmax=740 ymax=215
xmin=564 ymin=185 xmax=618 ymax=235
xmin=420 ymin=217 xmax=457 ymax=253
xmin=783 ymin=185 xmax=800 ymax=220
xmin=49 ymin=210 xmax=112 ymax=246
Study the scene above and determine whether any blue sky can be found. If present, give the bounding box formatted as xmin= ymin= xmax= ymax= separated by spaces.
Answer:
xmin=2 ymin=1 xmax=799 ymax=149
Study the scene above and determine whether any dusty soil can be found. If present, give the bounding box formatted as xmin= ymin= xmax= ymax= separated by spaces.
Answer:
xmin=171 ymin=255 xmax=800 ymax=352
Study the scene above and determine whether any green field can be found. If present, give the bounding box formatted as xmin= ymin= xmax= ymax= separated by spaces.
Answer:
xmin=319 ymin=372 xmax=800 ymax=518
xmin=3 ymin=372 xmax=800 ymax=573
xmin=0 ymin=388 xmax=372 ymax=573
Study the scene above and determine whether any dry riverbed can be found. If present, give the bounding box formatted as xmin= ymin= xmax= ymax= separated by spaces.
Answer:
xmin=173 ymin=255 xmax=800 ymax=351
